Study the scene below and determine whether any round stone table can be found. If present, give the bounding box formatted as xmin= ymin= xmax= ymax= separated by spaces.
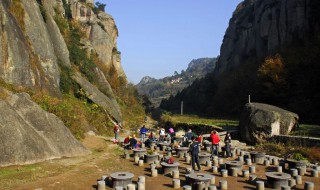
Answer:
xmin=161 ymin=161 xmax=180 ymax=174
xmin=158 ymin=142 xmax=171 ymax=151
xmin=250 ymin=151 xmax=266 ymax=164
xmin=285 ymin=159 xmax=307 ymax=169
xmin=198 ymin=152 xmax=211 ymax=165
xmin=225 ymin=160 xmax=243 ymax=175
xmin=265 ymin=172 xmax=291 ymax=189
xmin=175 ymin=147 xmax=189 ymax=157
xmin=144 ymin=153 xmax=159 ymax=164
xmin=174 ymin=136 xmax=185 ymax=144
xmin=132 ymin=148 xmax=146 ymax=157
xmin=110 ymin=172 xmax=134 ymax=188
xmin=186 ymin=173 xmax=213 ymax=189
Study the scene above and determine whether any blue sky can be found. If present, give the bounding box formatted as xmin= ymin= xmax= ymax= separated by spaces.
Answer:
xmin=100 ymin=0 xmax=243 ymax=84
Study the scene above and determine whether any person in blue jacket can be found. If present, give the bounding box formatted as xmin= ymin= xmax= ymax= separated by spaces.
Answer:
xmin=140 ymin=125 xmax=148 ymax=143
xmin=188 ymin=136 xmax=201 ymax=171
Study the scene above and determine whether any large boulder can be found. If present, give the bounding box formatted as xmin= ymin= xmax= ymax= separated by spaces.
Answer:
xmin=239 ymin=103 xmax=299 ymax=144
xmin=0 ymin=92 xmax=90 ymax=167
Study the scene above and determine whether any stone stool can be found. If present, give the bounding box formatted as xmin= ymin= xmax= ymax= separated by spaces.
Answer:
xmin=138 ymin=160 xmax=144 ymax=166
xmin=137 ymin=182 xmax=145 ymax=190
xmin=151 ymin=169 xmax=158 ymax=177
xmin=115 ymin=187 xmax=123 ymax=190
xmin=183 ymin=185 xmax=192 ymax=190
xmin=219 ymin=180 xmax=228 ymax=190
xmin=249 ymin=165 xmax=256 ymax=173
xmin=246 ymin=158 xmax=252 ymax=165
xmin=311 ymin=169 xmax=318 ymax=177
xmin=264 ymin=160 xmax=270 ymax=166
xmin=208 ymin=185 xmax=217 ymax=190
xmin=288 ymin=178 xmax=296 ymax=187
xmin=298 ymin=167 xmax=306 ymax=176
xmin=277 ymin=166 xmax=283 ymax=173
xmin=173 ymin=179 xmax=180 ymax=189
xmin=127 ymin=184 xmax=136 ymax=190
xmin=281 ymin=185 xmax=291 ymax=190
xmin=125 ymin=152 xmax=130 ymax=159
xmin=97 ymin=180 xmax=106 ymax=190
xmin=256 ymin=180 xmax=265 ymax=190
xmin=207 ymin=160 xmax=212 ymax=167
xmin=295 ymin=175 xmax=302 ymax=185
xmin=221 ymin=169 xmax=228 ymax=177
xmin=230 ymin=167 xmax=238 ymax=177
xmin=172 ymin=170 xmax=179 ymax=179
xmin=304 ymin=182 xmax=314 ymax=190
xmin=210 ymin=175 xmax=215 ymax=185
xmin=212 ymin=166 xmax=218 ymax=173
xmin=290 ymin=168 xmax=298 ymax=177
xmin=134 ymin=156 xmax=140 ymax=164
xmin=242 ymin=170 xmax=249 ymax=178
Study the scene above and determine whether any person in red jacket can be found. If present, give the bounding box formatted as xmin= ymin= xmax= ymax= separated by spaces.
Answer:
xmin=211 ymin=130 xmax=220 ymax=157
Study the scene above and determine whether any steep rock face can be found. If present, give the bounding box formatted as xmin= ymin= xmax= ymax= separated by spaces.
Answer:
xmin=216 ymin=0 xmax=318 ymax=73
xmin=239 ymin=103 xmax=299 ymax=144
xmin=0 ymin=92 xmax=89 ymax=167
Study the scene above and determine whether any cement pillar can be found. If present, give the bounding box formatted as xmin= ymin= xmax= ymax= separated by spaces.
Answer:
xmin=256 ymin=180 xmax=265 ymax=190
xmin=249 ymin=166 xmax=256 ymax=173
xmin=219 ymin=180 xmax=228 ymax=190
xmin=151 ymin=169 xmax=158 ymax=177
xmin=304 ymin=182 xmax=314 ymax=190
xmin=97 ymin=180 xmax=106 ymax=190
xmin=221 ymin=169 xmax=228 ymax=177
xmin=172 ymin=179 xmax=180 ymax=189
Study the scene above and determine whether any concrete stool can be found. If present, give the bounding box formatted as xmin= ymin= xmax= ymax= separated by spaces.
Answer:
xmin=207 ymin=160 xmax=212 ymax=167
xmin=249 ymin=165 xmax=256 ymax=173
xmin=242 ymin=170 xmax=249 ymax=178
xmin=138 ymin=160 xmax=144 ymax=166
xmin=304 ymin=181 xmax=314 ymax=190
xmin=162 ymin=145 xmax=167 ymax=151
xmin=273 ymin=158 xmax=279 ymax=166
xmin=220 ymin=163 xmax=226 ymax=170
xmin=288 ymin=178 xmax=296 ymax=187
xmin=219 ymin=180 xmax=228 ymax=190
xmin=246 ymin=158 xmax=252 ymax=165
xmin=295 ymin=175 xmax=302 ymax=185
xmin=256 ymin=180 xmax=265 ymax=190
xmin=137 ymin=182 xmax=145 ymax=190
xmin=230 ymin=167 xmax=238 ymax=177
xmin=97 ymin=180 xmax=106 ymax=190
xmin=236 ymin=148 xmax=241 ymax=155
xmin=115 ymin=187 xmax=123 ymax=190
xmin=186 ymin=156 xmax=191 ymax=164
xmin=141 ymin=143 xmax=145 ymax=148
xmin=212 ymin=166 xmax=218 ymax=173
xmin=183 ymin=185 xmax=192 ymax=190
xmin=221 ymin=169 xmax=228 ymax=177
xmin=172 ymin=179 xmax=180 ymax=189
xmin=249 ymin=174 xmax=257 ymax=184
xmin=156 ymin=146 xmax=160 ymax=152
xmin=150 ymin=163 xmax=156 ymax=170
xmin=134 ymin=155 xmax=140 ymax=163
xmin=208 ymin=185 xmax=217 ymax=190
xmin=264 ymin=160 xmax=270 ymax=166
xmin=290 ymin=168 xmax=298 ymax=177
xmin=213 ymin=159 xmax=219 ymax=166
xmin=238 ymin=156 xmax=244 ymax=162
xmin=231 ymin=151 xmax=236 ymax=158
xmin=298 ymin=167 xmax=306 ymax=176
xmin=311 ymin=169 xmax=318 ymax=177
xmin=125 ymin=152 xmax=130 ymax=159
xmin=138 ymin=176 xmax=145 ymax=184
xmin=281 ymin=185 xmax=291 ymax=190
xmin=277 ymin=166 xmax=283 ymax=172
xmin=172 ymin=170 xmax=179 ymax=179
xmin=151 ymin=169 xmax=158 ymax=177
xmin=210 ymin=175 xmax=215 ymax=185
xmin=127 ymin=184 xmax=136 ymax=190
xmin=240 ymin=151 xmax=245 ymax=156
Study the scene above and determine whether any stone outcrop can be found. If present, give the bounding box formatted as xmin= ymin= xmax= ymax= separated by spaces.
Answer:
xmin=215 ymin=0 xmax=319 ymax=74
xmin=0 ymin=92 xmax=89 ymax=167
xmin=239 ymin=102 xmax=299 ymax=144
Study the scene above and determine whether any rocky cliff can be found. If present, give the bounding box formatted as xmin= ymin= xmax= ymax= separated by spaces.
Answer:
xmin=0 ymin=0 xmax=124 ymax=122
xmin=0 ymin=0 xmax=126 ymax=166
xmin=216 ymin=0 xmax=319 ymax=73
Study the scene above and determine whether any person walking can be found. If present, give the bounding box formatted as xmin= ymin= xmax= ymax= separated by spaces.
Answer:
xmin=224 ymin=132 xmax=232 ymax=157
xmin=159 ymin=128 xmax=165 ymax=142
xmin=211 ymin=130 xmax=220 ymax=157
xmin=140 ymin=125 xmax=148 ymax=143
xmin=113 ymin=123 xmax=121 ymax=144
xmin=188 ymin=136 xmax=201 ymax=171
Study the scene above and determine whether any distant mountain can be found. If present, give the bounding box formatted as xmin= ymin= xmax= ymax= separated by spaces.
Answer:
xmin=137 ymin=58 xmax=217 ymax=107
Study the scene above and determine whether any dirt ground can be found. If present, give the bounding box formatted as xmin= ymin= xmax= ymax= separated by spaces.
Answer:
xmin=1 ymin=135 xmax=319 ymax=190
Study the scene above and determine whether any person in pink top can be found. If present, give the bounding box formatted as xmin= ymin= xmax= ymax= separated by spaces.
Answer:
xmin=210 ymin=130 xmax=220 ymax=157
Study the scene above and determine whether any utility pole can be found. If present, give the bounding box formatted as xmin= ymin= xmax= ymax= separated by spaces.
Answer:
xmin=248 ymin=95 xmax=251 ymax=103
xmin=181 ymin=101 xmax=183 ymax=115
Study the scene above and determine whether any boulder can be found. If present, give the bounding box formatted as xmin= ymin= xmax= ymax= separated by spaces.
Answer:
xmin=239 ymin=103 xmax=299 ymax=144
xmin=0 ymin=92 xmax=90 ymax=167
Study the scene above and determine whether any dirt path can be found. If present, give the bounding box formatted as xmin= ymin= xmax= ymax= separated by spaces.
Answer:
xmin=1 ymin=134 xmax=319 ymax=190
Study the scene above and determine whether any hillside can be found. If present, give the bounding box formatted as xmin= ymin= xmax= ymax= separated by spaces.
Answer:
xmin=160 ymin=0 xmax=320 ymax=123
xmin=136 ymin=58 xmax=217 ymax=107
xmin=0 ymin=0 xmax=145 ymax=166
